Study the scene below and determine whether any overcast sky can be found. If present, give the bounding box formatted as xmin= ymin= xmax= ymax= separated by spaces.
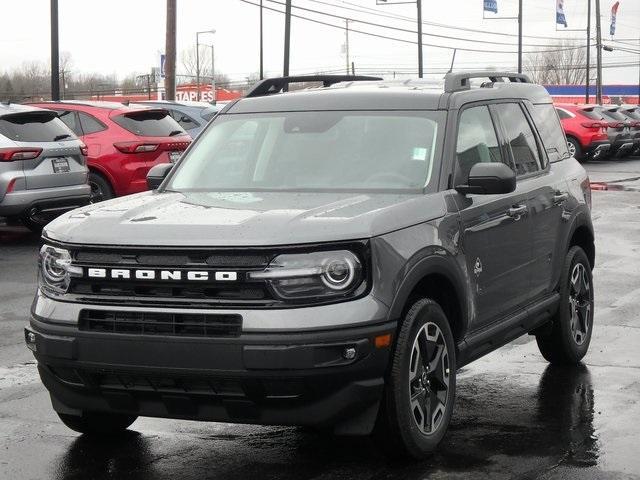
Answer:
xmin=1 ymin=0 xmax=638 ymax=85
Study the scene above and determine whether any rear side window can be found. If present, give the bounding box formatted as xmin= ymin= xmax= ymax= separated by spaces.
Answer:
xmin=0 ymin=111 xmax=76 ymax=142
xmin=57 ymin=110 xmax=83 ymax=136
xmin=578 ymin=108 xmax=604 ymax=121
xmin=455 ymin=105 xmax=506 ymax=185
xmin=555 ymin=108 xmax=573 ymax=120
xmin=113 ymin=110 xmax=185 ymax=137
xmin=493 ymin=103 xmax=542 ymax=176
xmin=532 ymin=104 xmax=569 ymax=163
xmin=78 ymin=112 xmax=107 ymax=134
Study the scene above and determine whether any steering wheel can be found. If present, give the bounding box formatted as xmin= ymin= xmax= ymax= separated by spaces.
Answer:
xmin=364 ymin=172 xmax=411 ymax=186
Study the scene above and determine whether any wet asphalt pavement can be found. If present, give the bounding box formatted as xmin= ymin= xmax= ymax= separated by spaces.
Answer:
xmin=1 ymin=158 xmax=640 ymax=480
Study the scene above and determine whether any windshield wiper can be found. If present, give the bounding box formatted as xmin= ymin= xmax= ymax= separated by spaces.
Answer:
xmin=168 ymin=130 xmax=184 ymax=136
xmin=53 ymin=134 xmax=71 ymax=141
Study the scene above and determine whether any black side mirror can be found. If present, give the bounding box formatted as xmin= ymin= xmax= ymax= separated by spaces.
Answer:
xmin=455 ymin=162 xmax=516 ymax=195
xmin=146 ymin=163 xmax=174 ymax=190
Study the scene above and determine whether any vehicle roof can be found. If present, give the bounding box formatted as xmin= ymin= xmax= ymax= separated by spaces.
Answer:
xmin=29 ymin=100 xmax=139 ymax=111
xmin=0 ymin=102 xmax=51 ymax=117
xmin=227 ymin=79 xmax=552 ymax=114
xmin=138 ymin=100 xmax=217 ymax=109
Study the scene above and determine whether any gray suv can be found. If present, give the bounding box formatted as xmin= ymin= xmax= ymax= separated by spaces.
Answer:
xmin=26 ymin=73 xmax=595 ymax=459
xmin=0 ymin=103 xmax=90 ymax=230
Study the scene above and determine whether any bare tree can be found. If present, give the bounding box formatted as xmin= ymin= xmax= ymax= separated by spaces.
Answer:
xmin=525 ymin=40 xmax=587 ymax=85
xmin=180 ymin=46 xmax=229 ymax=85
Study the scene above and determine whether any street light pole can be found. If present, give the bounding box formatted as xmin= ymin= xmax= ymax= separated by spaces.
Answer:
xmin=417 ymin=0 xmax=423 ymax=78
xmin=50 ymin=0 xmax=60 ymax=100
xmin=586 ymin=0 xmax=591 ymax=103
xmin=196 ymin=29 xmax=216 ymax=102
xmin=283 ymin=0 xmax=292 ymax=78
xmin=259 ymin=0 xmax=264 ymax=80
xmin=196 ymin=33 xmax=201 ymax=101
xmin=345 ymin=19 xmax=350 ymax=75
xmin=211 ymin=43 xmax=216 ymax=104
xmin=517 ymin=0 xmax=523 ymax=73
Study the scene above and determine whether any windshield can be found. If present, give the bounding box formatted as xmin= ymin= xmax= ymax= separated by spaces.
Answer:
xmin=168 ymin=110 xmax=444 ymax=192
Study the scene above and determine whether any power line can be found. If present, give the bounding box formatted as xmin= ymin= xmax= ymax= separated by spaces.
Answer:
xmin=265 ymin=0 xmax=575 ymax=48
xmin=240 ymin=0 xmax=591 ymax=55
xmin=304 ymin=0 xmax=590 ymax=41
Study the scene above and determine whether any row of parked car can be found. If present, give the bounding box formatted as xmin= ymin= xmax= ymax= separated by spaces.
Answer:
xmin=555 ymin=103 xmax=640 ymax=162
xmin=0 ymin=99 xmax=220 ymax=231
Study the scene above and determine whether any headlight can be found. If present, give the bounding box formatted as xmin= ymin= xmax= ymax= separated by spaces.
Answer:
xmin=39 ymin=246 xmax=82 ymax=294
xmin=249 ymin=250 xmax=364 ymax=300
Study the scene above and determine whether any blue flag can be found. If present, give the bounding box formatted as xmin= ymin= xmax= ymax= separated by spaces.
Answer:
xmin=556 ymin=0 xmax=568 ymax=27
xmin=484 ymin=0 xmax=498 ymax=14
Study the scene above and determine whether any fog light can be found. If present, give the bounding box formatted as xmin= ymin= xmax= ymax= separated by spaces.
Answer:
xmin=25 ymin=329 xmax=37 ymax=352
xmin=342 ymin=347 xmax=357 ymax=360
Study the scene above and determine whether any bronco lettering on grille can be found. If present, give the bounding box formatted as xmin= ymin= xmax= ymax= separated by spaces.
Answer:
xmin=86 ymin=268 xmax=238 ymax=282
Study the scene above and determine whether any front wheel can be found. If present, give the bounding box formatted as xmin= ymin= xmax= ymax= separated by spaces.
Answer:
xmin=58 ymin=411 xmax=138 ymax=436
xmin=536 ymin=246 xmax=594 ymax=364
xmin=374 ymin=299 xmax=456 ymax=459
xmin=567 ymin=137 xmax=584 ymax=163
xmin=89 ymin=172 xmax=114 ymax=203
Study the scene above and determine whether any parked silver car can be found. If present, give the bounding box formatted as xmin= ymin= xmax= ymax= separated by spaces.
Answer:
xmin=134 ymin=100 xmax=221 ymax=138
xmin=0 ymin=103 xmax=90 ymax=231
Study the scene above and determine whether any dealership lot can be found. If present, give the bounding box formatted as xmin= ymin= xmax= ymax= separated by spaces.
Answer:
xmin=1 ymin=158 xmax=640 ymax=480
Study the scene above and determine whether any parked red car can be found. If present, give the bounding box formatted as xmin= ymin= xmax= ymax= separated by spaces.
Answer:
xmin=29 ymin=101 xmax=191 ymax=202
xmin=554 ymin=103 xmax=610 ymax=162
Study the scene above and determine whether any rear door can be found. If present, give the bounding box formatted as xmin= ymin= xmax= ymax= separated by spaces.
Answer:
xmin=454 ymin=104 xmax=534 ymax=329
xmin=0 ymin=110 xmax=86 ymax=189
xmin=521 ymin=102 xmax=572 ymax=299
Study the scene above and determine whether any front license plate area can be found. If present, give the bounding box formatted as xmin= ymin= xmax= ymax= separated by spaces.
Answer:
xmin=52 ymin=158 xmax=70 ymax=173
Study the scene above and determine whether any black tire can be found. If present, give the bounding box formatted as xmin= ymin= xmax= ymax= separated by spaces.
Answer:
xmin=374 ymin=299 xmax=456 ymax=459
xmin=89 ymin=172 xmax=114 ymax=203
xmin=567 ymin=137 xmax=585 ymax=163
xmin=57 ymin=411 xmax=137 ymax=436
xmin=536 ymin=246 xmax=594 ymax=365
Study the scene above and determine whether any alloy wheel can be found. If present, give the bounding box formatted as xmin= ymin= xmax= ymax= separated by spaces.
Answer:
xmin=89 ymin=181 xmax=104 ymax=204
xmin=567 ymin=140 xmax=577 ymax=157
xmin=569 ymin=263 xmax=592 ymax=345
xmin=408 ymin=322 xmax=450 ymax=435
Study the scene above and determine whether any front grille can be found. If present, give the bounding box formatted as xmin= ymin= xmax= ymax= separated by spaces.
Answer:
xmin=68 ymin=248 xmax=276 ymax=307
xmin=79 ymin=309 xmax=242 ymax=337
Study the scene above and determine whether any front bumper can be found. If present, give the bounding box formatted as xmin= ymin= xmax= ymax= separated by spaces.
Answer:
xmin=27 ymin=294 xmax=394 ymax=434
xmin=0 ymin=184 xmax=90 ymax=219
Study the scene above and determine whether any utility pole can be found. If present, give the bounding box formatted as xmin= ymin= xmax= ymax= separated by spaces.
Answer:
xmin=211 ymin=43 xmax=216 ymax=104
xmin=517 ymin=0 xmax=523 ymax=73
xmin=345 ymin=19 xmax=350 ymax=75
xmin=165 ymin=0 xmax=177 ymax=100
xmin=283 ymin=0 xmax=292 ymax=78
xmin=417 ymin=0 xmax=423 ymax=78
xmin=50 ymin=0 xmax=60 ymax=100
xmin=586 ymin=0 xmax=591 ymax=103
xmin=595 ymin=0 xmax=603 ymax=104
xmin=259 ymin=0 xmax=264 ymax=79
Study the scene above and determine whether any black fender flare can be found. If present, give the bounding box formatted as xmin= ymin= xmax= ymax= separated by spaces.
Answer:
xmin=387 ymin=253 xmax=470 ymax=337
xmin=563 ymin=206 xmax=595 ymax=266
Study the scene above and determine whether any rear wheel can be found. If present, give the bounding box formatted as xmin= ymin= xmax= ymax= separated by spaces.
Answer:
xmin=536 ymin=246 xmax=594 ymax=364
xmin=374 ymin=299 xmax=456 ymax=459
xmin=567 ymin=137 xmax=584 ymax=162
xmin=20 ymin=215 xmax=44 ymax=234
xmin=57 ymin=411 xmax=137 ymax=436
xmin=89 ymin=172 xmax=114 ymax=203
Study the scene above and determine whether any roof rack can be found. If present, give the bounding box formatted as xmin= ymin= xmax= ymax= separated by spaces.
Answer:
xmin=245 ymin=75 xmax=382 ymax=98
xmin=444 ymin=71 xmax=531 ymax=93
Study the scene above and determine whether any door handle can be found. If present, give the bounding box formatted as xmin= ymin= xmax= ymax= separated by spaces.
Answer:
xmin=507 ymin=204 xmax=528 ymax=219
xmin=553 ymin=192 xmax=569 ymax=205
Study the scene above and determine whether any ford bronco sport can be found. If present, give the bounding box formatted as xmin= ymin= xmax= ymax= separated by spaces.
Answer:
xmin=26 ymin=73 xmax=595 ymax=459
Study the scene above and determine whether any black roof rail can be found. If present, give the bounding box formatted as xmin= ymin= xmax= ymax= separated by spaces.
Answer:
xmin=245 ymin=75 xmax=382 ymax=98
xmin=444 ymin=71 xmax=531 ymax=93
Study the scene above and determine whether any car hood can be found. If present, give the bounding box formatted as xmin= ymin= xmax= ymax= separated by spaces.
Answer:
xmin=44 ymin=190 xmax=446 ymax=247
